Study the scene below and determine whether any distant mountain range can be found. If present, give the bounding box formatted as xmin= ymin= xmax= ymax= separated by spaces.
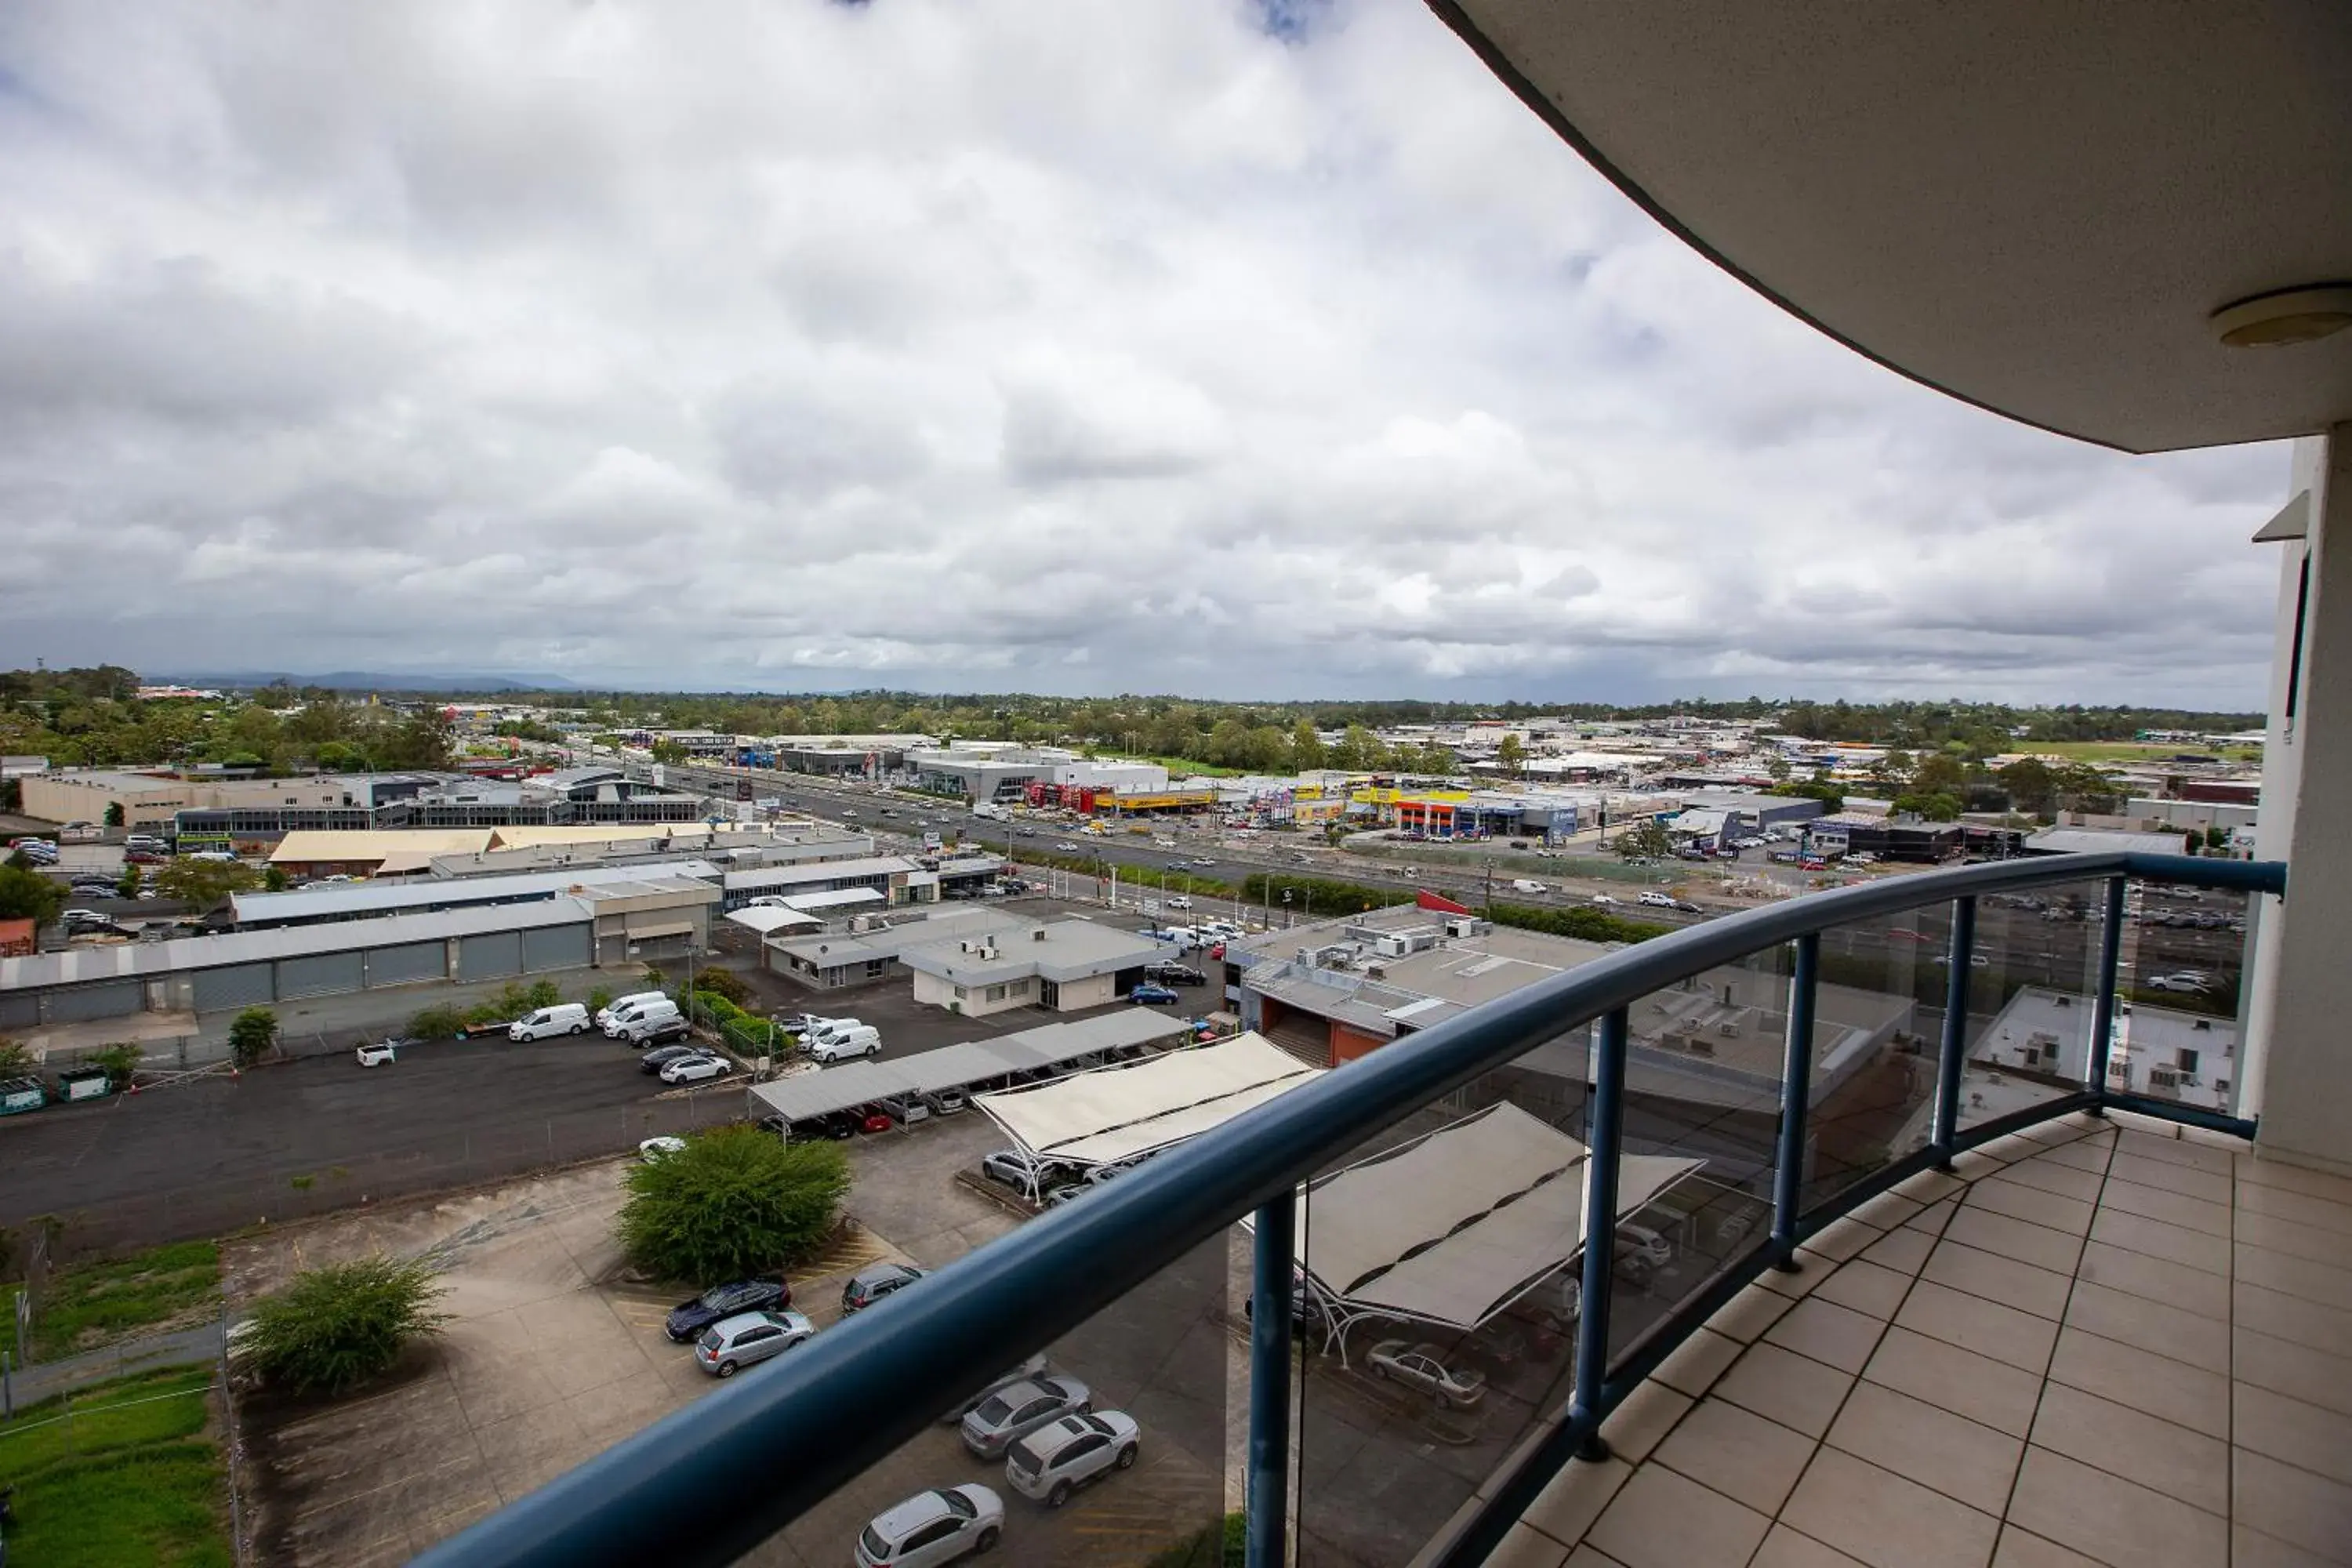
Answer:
xmin=161 ymin=670 xmax=580 ymax=694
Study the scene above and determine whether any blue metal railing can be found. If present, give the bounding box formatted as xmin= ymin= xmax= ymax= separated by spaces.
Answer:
xmin=413 ymin=851 xmax=2284 ymax=1568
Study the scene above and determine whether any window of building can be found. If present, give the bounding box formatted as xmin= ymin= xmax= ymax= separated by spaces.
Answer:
xmin=985 ymin=984 xmax=1007 ymax=1002
xmin=955 ymin=985 xmax=967 ymax=1000
xmin=1039 ymin=979 xmax=1060 ymax=1008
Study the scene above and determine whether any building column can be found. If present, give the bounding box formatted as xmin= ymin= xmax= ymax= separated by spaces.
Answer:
xmin=2245 ymin=426 xmax=2352 ymax=1171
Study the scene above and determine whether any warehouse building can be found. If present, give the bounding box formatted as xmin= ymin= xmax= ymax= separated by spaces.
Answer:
xmin=898 ymin=920 xmax=1166 ymax=1016
xmin=720 ymin=855 xmax=933 ymax=912
xmin=766 ymin=908 xmax=1033 ymax=990
xmin=229 ymin=860 xmax=722 ymax=931
xmin=905 ymin=746 xmax=1167 ymax=804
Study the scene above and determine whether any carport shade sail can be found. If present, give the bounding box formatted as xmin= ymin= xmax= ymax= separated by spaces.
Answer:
xmin=727 ymin=907 xmax=823 ymax=935
xmin=1280 ymin=1102 xmax=1702 ymax=1331
xmin=973 ymin=1032 xmax=1325 ymax=1169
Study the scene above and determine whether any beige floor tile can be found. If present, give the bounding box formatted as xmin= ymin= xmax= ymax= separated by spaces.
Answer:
xmin=2240 ymin=1208 xmax=2352 ymax=1269
xmin=1969 ymin=1176 xmax=2096 ymax=1236
xmin=1944 ymin=1205 xmax=2086 ymax=1275
xmin=1996 ymin=1156 xmax=2107 ymax=1204
xmin=2007 ymin=1446 xmax=2226 ymax=1568
xmin=1519 ymin=1454 xmax=1631 ymax=1547
xmin=1708 ymin=1283 xmax=1796 ymax=1343
xmin=1893 ymin=1279 xmax=2058 ymax=1374
xmin=1805 ymin=1215 xmax=1888 ymax=1264
xmin=2237 ymin=1154 xmax=2352 ymax=1207
xmin=2107 ymin=1149 xmax=2233 ymax=1204
xmin=2235 ymin=1326 xmax=2352 ymax=1419
xmin=1564 ymin=1549 xmax=1627 ymax=1568
xmin=2062 ymin=1279 xmax=2230 ymax=1373
xmin=2075 ymin=1238 xmax=2231 ymax=1320
xmin=1584 ymin=1461 xmax=1770 ymax=1568
xmin=1713 ymin=1341 xmax=1857 ymax=1438
xmin=1760 ymin=1256 xmax=1836 ymax=1301
xmin=1485 ymin=1523 xmax=1572 ymax=1568
xmin=1850 ymin=1190 xmax=1926 ymax=1230
xmin=2238 ymin=1241 xmax=2352 ymax=1312
xmin=2237 ymin=1170 xmax=2352 ymax=1236
xmin=1859 ymin=1224 xmax=1936 ymax=1276
xmin=2114 ymin=1126 xmax=2234 ymax=1175
xmin=1979 ymin=1131 xmax=2050 ymax=1163
xmin=2027 ymin=1381 xmax=2228 ymax=1516
xmin=1949 ymin=1148 xmax=2009 ymax=1182
xmin=2048 ymin=1325 xmax=2229 ymax=1438
xmin=1813 ymin=1258 xmax=1915 ymax=1319
xmin=1825 ymin=1379 xmax=2022 ymax=1515
xmin=1597 ymin=1379 xmax=1692 ymax=1465
xmin=1895 ymin=1170 xmax=1967 ymax=1205
xmin=1862 ymin=1325 xmax=2045 ymax=1437
xmin=1751 ymin=1524 xmax=1871 ymax=1568
xmin=1906 ymin=1196 xmax=1962 ymax=1235
xmin=2087 ymin=1207 xmax=2231 ymax=1274
xmin=2229 ymin=1523 xmax=2345 ymax=1568
xmin=2234 ymin=1449 xmax=2352 ymax=1563
xmin=2176 ymin=1123 xmax=2251 ymax=1156
xmin=1651 ymin=1396 xmax=1817 ymax=1515
xmin=1653 ymin=1326 xmax=1743 ymax=1398
xmin=2036 ymin=1138 xmax=2115 ymax=1176
xmin=2099 ymin=1178 xmax=2233 ymax=1239
xmin=1991 ymin=1526 xmax=2107 ymax=1567
xmin=2236 ymin=1279 xmax=2352 ymax=1358
xmin=1780 ymin=1446 xmax=2000 ymax=1568
xmin=1766 ymin=1297 xmax=1889 ymax=1374
xmin=2235 ymin=1383 xmax=2352 ymax=1487
xmin=1921 ymin=1239 xmax=2074 ymax=1321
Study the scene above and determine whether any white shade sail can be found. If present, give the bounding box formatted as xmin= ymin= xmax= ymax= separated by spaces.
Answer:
xmin=975 ymin=1031 xmax=1323 ymax=1168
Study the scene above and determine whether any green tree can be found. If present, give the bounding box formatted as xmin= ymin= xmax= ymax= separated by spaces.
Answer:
xmin=2050 ymin=762 xmax=2122 ymax=814
xmin=1996 ymin=757 xmax=2057 ymax=815
xmin=90 ymin=1041 xmax=143 ymax=1091
xmin=117 ymin=861 xmax=143 ymax=899
xmin=1615 ymin=819 xmax=1675 ymax=860
xmin=690 ymin=967 xmax=750 ymax=1007
xmin=0 ymin=862 xmax=66 ymax=926
xmin=241 ymin=1253 xmax=449 ymax=1395
xmin=616 ymin=1127 xmax=851 ymax=1284
xmin=1496 ymin=734 xmax=1526 ymax=776
xmin=1290 ymin=720 xmax=1325 ymax=772
xmin=154 ymin=856 xmax=263 ymax=907
xmin=263 ymin=866 xmax=291 ymax=892
xmin=102 ymin=801 xmax=125 ymax=827
xmin=1911 ymin=753 xmax=1968 ymax=799
xmin=0 ymin=1033 xmax=32 ymax=1076
xmin=1893 ymin=792 xmax=1963 ymax=822
xmin=229 ymin=1007 xmax=279 ymax=1068
xmin=1765 ymin=754 xmax=1792 ymax=783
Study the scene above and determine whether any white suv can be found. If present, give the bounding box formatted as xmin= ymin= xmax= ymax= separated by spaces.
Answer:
xmin=855 ymin=1485 xmax=1003 ymax=1567
xmin=1638 ymin=891 xmax=1675 ymax=909
xmin=1004 ymin=1411 xmax=1142 ymax=1508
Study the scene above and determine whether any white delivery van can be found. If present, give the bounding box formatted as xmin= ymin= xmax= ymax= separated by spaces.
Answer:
xmin=808 ymin=1026 xmax=881 ymax=1063
xmin=801 ymin=1018 xmax=867 ymax=1050
xmin=510 ymin=1003 xmax=591 ymax=1040
xmin=597 ymin=990 xmax=667 ymax=1029
xmin=604 ymin=996 xmax=681 ymax=1039
xmin=1510 ymin=879 xmax=1548 ymax=894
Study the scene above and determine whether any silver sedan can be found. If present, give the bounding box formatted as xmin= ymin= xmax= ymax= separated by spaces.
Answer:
xmin=959 ymin=1374 xmax=1091 ymax=1457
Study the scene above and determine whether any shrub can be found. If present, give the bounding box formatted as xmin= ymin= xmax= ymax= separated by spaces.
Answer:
xmin=616 ymin=1127 xmax=851 ymax=1284
xmin=0 ymin=1033 xmax=32 ymax=1076
xmin=90 ymin=1041 xmax=143 ymax=1091
xmin=241 ymin=1253 xmax=448 ymax=1396
xmin=688 ymin=967 xmax=750 ymax=1007
xmin=408 ymin=1005 xmax=467 ymax=1040
xmin=228 ymin=1007 xmax=278 ymax=1069
xmin=524 ymin=978 xmax=561 ymax=1011
xmin=587 ymin=985 xmax=615 ymax=1016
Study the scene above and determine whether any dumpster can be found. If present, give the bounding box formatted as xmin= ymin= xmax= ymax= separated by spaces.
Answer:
xmin=56 ymin=1066 xmax=114 ymax=1102
xmin=0 ymin=1076 xmax=45 ymax=1116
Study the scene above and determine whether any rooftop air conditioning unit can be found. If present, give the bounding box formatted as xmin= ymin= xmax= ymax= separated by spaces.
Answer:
xmin=1033 ymin=927 xmax=1047 ymax=942
xmin=1687 ymin=1036 xmax=1715 ymax=1057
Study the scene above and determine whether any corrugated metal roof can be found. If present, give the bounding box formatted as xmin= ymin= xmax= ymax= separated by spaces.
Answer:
xmin=269 ymin=829 xmax=497 ymax=863
xmin=1 ymin=898 xmax=593 ymax=991
xmin=231 ymin=859 xmax=719 ymax=924
xmin=746 ymin=1011 xmax=1186 ymax=1123
xmin=724 ymin=856 xmax=916 ymax=891
xmin=2024 ymin=827 xmax=2189 ymax=857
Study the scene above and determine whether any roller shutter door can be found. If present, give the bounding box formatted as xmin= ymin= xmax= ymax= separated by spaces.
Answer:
xmin=459 ymin=932 xmax=521 ymax=980
xmin=0 ymin=992 xmax=42 ymax=1029
xmin=194 ymin=964 xmax=276 ymax=1014
xmin=47 ymin=979 xmax=143 ymax=1024
xmin=276 ymin=952 xmax=364 ymax=1000
xmin=365 ymin=941 xmax=445 ymax=988
xmin=521 ymin=925 xmax=590 ymax=973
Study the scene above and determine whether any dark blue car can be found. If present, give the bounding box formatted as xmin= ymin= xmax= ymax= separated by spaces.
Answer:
xmin=665 ymin=1277 xmax=791 ymax=1342
xmin=1128 ymin=983 xmax=1180 ymax=1005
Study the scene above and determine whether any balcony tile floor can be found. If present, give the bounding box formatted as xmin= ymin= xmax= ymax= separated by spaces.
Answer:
xmin=1497 ymin=1112 xmax=2352 ymax=1568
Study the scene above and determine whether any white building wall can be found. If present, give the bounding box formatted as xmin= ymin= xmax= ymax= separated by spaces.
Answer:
xmin=1051 ymin=973 xmax=1117 ymax=1012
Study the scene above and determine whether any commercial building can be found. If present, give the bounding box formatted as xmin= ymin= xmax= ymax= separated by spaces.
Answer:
xmin=766 ymin=907 xmax=1033 ymax=990
xmin=720 ymin=855 xmax=933 ymax=912
xmin=169 ymin=767 xmax=703 ymax=849
xmin=228 ymin=859 xmax=723 ymax=931
xmin=906 ymin=745 xmax=1168 ymax=804
xmin=20 ymin=769 xmax=365 ymax=832
xmin=899 ymin=919 xmax=1166 ymax=1016
xmin=2021 ymin=826 xmax=2192 ymax=858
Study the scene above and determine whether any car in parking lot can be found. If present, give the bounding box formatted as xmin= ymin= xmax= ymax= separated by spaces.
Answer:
xmin=855 ymin=1484 xmax=1003 ymax=1567
xmin=1127 ymin=982 xmax=1180 ymax=1006
xmin=693 ymin=1309 xmax=816 ymax=1377
xmin=1004 ymin=1410 xmax=1142 ymax=1507
xmin=1145 ymin=964 xmax=1205 ymax=986
xmin=1365 ymin=1340 xmax=1486 ymax=1408
xmin=354 ymin=1039 xmax=399 ymax=1068
xmin=639 ymin=1043 xmax=706 ymax=1075
xmin=2148 ymin=971 xmax=2213 ymax=993
xmin=665 ymin=1276 xmax=792 ymax=1341
xmin=639 ymin=1136 xmax=687 ymax=1163
xmin=841 ymin=1261 xmax=927 ymax=1314
xmin=960 ymin=1374 xmax=1093 ymax=1457
xmin=939 ymin=1353 xmax=1052 ymax=1425
xmin=659 ymin=1052 xmax=733 ymax=1085
xmin=1590 ymin=893 xmax=1619 ymax=906
xmin=808 ymin=1027 xmax=882 ymax=1062
xmin=982 ymin=1150 xmax=1071 ymax=1192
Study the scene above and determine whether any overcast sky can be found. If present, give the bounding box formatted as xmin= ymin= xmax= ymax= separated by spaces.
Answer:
xmin=0 ymin=1 xmax=2291 ymax=707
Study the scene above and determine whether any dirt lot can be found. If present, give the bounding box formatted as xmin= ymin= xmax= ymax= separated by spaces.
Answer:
xmin=228 ymin=1112 xmax=1234 ymax=1567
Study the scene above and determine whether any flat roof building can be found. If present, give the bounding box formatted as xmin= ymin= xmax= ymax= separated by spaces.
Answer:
xmin=899 ymin=920 xmax=1165 ymax=1016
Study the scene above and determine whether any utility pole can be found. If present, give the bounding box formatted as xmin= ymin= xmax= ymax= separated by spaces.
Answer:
xmin=1483 ymin=856 xmax=1495 ymax=915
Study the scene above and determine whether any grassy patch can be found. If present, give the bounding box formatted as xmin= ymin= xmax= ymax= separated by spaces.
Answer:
xmin=0 ymin=1367 xmax=231 ymax=1568
xmin=2018 ymin=740 xmax=2261 ymax=764
xmin=31 ymin=1240 xmax=222 ymax=1361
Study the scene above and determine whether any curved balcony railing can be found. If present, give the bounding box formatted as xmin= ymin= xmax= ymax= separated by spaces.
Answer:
xmin=412 ymin=850 xmax=2285 ymax=1568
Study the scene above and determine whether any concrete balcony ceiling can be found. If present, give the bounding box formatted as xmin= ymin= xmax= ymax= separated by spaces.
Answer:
xmin=1432 ymin=1 xmax=2352 ymax=452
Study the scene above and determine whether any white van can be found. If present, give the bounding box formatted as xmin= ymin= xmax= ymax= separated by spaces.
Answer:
xmin=510 ymin=1003 xmax=591 ymax=1040
xmin=807 ymin=1026 xmax=880 ymax=1063
xmin=604 ymin=996 xmax=681 ymax=1039
xmin=802 ymin=1018 xmax=866 ymax=1046
xmin=1510 ymin=879 xmax=1548 ymax=894
xmin=597 ymin=990 xmax=667 ymax=1029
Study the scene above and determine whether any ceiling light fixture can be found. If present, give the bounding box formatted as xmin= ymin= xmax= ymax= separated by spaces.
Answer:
xmin=2211 ymin=285 xmax=2352 ymax=348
